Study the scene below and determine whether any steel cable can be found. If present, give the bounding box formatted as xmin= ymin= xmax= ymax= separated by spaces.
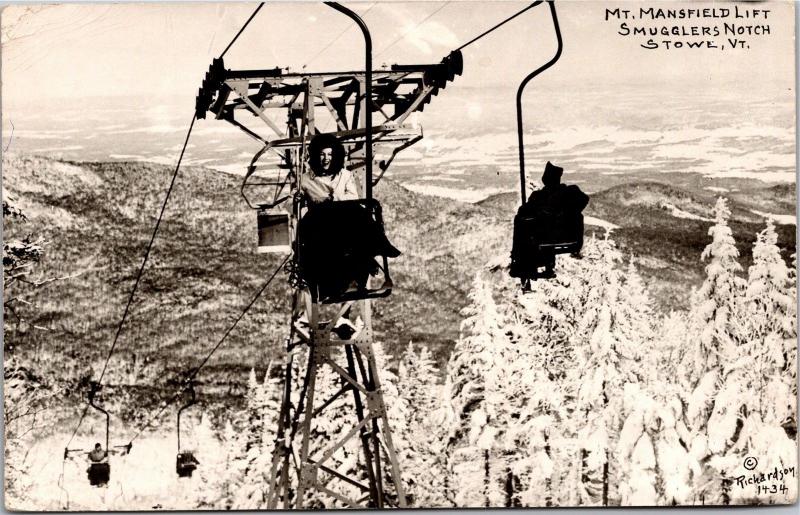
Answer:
xmin=125 ymin=254 xmax=290 ymax=445
xmin=304 ymin=3 xmax=377 ymax=68
xmin=455 ymin=1 xmax=543 ymax=52
xmin=63 ymin=0 xmax=268 ymax=455
xmin=374 ymin=2 xmax=451 ymax=58
xmin=220 ymin=3 xmax=266 ymax=59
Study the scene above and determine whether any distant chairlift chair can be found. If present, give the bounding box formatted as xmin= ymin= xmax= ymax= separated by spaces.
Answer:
xmin=176 ymin=382 xmax=199 ymax=478
xmin=64 ymin=382 xmax=131 ymax=487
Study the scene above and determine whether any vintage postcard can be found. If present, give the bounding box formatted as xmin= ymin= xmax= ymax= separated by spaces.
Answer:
xmin=2 ymin=0 xmax=796 ymax=510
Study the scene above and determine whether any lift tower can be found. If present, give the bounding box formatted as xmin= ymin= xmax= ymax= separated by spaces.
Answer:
xmin=195 ymin=3 xmax=462 ymax=508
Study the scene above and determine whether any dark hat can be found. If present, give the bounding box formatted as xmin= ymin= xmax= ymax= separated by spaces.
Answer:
xmin=308 ymin=133 xmax=345 ymax=176
xmin=542 ymin=161 xmax=563 ymax=186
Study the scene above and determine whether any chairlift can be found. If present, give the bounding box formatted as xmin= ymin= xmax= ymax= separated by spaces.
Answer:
xmin=242 ymin=144 xmax=293 ymax=255
xmin=510 ymin=2 xmax=584 ymax=288
xmin=63 ymin=382 xmax=132 ymax=487
xmin=176 ymin=382 xmax=199 ymax=478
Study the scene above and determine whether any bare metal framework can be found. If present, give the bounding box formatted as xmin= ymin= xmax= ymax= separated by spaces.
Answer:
xmin=199 ymin=54 xmax=462 ymax=211
xmin=195 ymin=3 xmax=461 ymax=508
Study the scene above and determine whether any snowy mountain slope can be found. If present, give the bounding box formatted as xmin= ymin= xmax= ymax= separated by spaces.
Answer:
xmin=2 ymin=155 xmax=507 ymax=421
xmin=3 ymin=154 xmax=795 ymax=420
xmin=4 ymin=155 xmax=796 ymax=510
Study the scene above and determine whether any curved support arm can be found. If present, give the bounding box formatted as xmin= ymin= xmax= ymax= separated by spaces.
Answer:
xmin=517 ymin=0 xmax=562 ymax=204
xmin=88 ymin=382 xmax=110 ymax=452
xmin=177 ymin=382 xmax=197 ymax=451
xmin=324 ymin=2 xmax=373 ymax=200
xmin=374 ymin=131 xmax=423 ymax=187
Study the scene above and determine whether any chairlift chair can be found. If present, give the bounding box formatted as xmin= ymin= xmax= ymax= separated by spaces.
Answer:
xmin=512 ymin=210 xmax=584 ymax=281
xmin=176 ymin=382 xmax=199 ymax=478
xmin=257 ymin=207 xmax=291 ymax=254
xmin=512 ymin=1 xmax=570 ymax=285
xmin=176 ymin=451 xmax=198 ymax=478
xmin=64 ymin=382 xmax=132 ymax=487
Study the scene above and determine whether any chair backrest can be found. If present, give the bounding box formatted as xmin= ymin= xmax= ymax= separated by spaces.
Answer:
xmin=176 ymin=452 xmax=198 ymax=477
xmin=257 ymin=209 xmax=291 ymax=254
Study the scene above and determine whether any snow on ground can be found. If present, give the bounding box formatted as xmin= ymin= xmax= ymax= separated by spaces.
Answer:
xmin=703 ymin=170 xmax=796 ymax=183
xmin=403 ymin=183 xmax=513 ymax=203
xmin=32 ymin=145 xmax=85 ymax=152
xmin=661 ymin=202 xmax=712 ymax=222
xmin=415 ymin=175 xmax=463 ymax=183
xmin=585 ymin=216 xmax=618 ymax=231
xmin=704 ymin=186 xmax=729 ymax=193
xmin=751 ymin=210 xmax=797 ymax=225
xmin=402 ymin=183 xmax=623 ymax=231
xmin=108 ymin=154 xmax=146 ymax=160
xmin=12 ymin=431 xmax=207 ymax=511
xmin=211 ymin=164 xmax=249 ymax=176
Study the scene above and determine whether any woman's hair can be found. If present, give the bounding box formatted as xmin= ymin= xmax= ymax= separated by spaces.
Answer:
xmin=308 ymin=133 xmax=345 ymax=176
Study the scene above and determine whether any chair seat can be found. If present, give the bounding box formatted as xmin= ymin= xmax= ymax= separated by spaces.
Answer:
xmin=515 ymin=213 xmax=584 ymax=255
xmin=176 ymin=453 xmax=198 ymax=478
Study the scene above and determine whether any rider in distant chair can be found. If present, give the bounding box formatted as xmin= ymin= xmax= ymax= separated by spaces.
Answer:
xmin=298 ymin=134 xmax=400 ymax=306
xmin=510 ymin=161 xmax=589 ymax=282
xmin=88 ymin=443 xmax=108 ymax=463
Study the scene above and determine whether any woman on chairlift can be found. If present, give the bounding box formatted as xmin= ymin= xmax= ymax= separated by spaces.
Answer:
xmin=298 ymin=134 xmax=401 ymax=306
xmin=301 ymin=133 xmax=360 ymax=203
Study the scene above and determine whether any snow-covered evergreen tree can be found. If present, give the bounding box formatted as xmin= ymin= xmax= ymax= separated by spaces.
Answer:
xmin=444 ymin=275 xmax=513 ymax=507
xmin=744 ymin=220 xmax=796 ymax=432
xmin=502 ymin=239 xmax=597 ymax=507
xmin=714 ymin=219 xmax=799 ymax=504
xmin=256 ymin=364 xmax=283 ymax=506
xmin=746 ymin=219 xmax=794 ymax=339
xmin=3 ymin=357 xmax=40 ymax=510
xmin=397 ymin=342 xmax=447 ymax=507
xmin=233 ymin=364 xmax=282 ymax=508
xmin=192 ymin=413 xmax=224 ymax=509
xmin=571 ymin=235 xmax=651 ymax=506
xmin=680 ymin=197 xmax=749 ymax=505
xmin=220 ymin=418 xmax=247 ymax=509
xmin=683 ymin=197 xmax=745 ymax=384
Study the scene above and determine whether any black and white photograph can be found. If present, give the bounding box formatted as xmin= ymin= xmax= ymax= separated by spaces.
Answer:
xmin=2 ymin=0 xmax=797 ymax=510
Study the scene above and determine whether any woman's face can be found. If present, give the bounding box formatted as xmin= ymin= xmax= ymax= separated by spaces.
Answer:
xmin=319 ymin=147 xmax=334 ymax=172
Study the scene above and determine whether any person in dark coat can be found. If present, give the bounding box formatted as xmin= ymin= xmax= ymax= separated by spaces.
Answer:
xmin=298 ymin=134 xmax=400 ymax=302
xmin=510 ymin=161 xmax=589 ymax=283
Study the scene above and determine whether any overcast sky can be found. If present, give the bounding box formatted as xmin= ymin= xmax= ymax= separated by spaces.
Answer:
xmin=1 ymin=1 xmax=794 ymax=106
